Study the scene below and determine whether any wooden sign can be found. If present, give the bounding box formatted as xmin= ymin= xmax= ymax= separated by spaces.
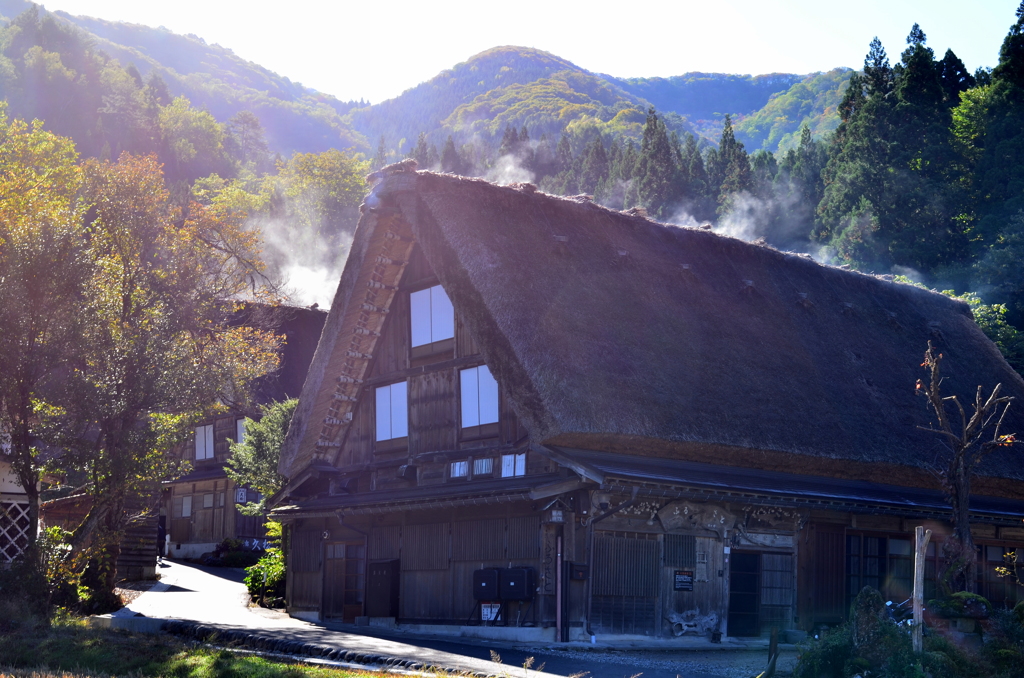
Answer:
xmin=674 ymin=569 xmax=694 ymax=591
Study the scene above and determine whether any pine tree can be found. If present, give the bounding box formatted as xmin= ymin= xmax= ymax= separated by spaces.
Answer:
xmin=373 ymin=135 xmax=388 ymax=171
xmin=632 ymin=108 xmax=679 ymax=219
xmin=714 ymin=115 xmax=753 ymax=214
xmin=498 ymin=125 xmax=519 ymax=158
xmin=939 ymin=49 xmax=976 ymax=106
xmin=578 ymin=137 xmax=609 ymax=195
xmin=441 ymin=135 xmax=460 ymax=173
xmin=411 ymin=132 xmax=429 ymax=167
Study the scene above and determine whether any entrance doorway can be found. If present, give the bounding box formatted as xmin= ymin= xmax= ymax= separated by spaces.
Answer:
xmin=323 ymin=541 xmax=366 ymax=622
xmin=728 ymin=552 xmax=760 ymax=636
xmin=728 ymin=551 xmax=794 ymax=637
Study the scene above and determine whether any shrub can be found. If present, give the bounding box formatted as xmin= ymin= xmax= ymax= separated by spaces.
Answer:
xmin=243 ymin=521 xmax=285 ymax=606
xmin=794 ymin=624 xmax=853 ymax=678
xmin=982 ymin=608 xmax=1024 ymax=678
xmin=222 ymin=550 xmax=262 ymax=568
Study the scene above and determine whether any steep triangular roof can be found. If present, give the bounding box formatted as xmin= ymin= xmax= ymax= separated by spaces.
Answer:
xmin=281 ymin=170 xmax=1024 ymax=496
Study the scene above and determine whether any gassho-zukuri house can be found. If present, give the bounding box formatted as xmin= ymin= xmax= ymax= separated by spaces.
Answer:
xmin=271 ymin=165 xmax=1024 ymax=641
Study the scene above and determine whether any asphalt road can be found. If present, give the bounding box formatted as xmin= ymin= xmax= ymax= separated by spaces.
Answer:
xmin=111 ymin=559 xmax=789 ymax=678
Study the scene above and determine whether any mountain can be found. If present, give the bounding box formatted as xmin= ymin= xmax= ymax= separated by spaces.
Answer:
xmin=733 ymin=68 xmax=852 ymax=153
xmin=344 ymin=46 xmax=601 ymax=150
xmin=0 ymin=0 xmax=367 ymax=155
xmin=605 ymin=72 xmax=805 ymax=122
xmin=0 ymin=1 xmax=846 ymax=160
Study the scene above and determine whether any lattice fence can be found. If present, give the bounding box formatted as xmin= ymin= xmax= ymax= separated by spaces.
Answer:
xmin=0 ymin=500 xmax=31 ymax=563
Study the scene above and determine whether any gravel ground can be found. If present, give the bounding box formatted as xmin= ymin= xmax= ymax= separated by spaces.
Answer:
xmin=539 ymin=647 xmax=799 ymax=678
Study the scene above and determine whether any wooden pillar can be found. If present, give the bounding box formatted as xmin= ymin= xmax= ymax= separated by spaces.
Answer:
xmin=913 ymin=526 xmax=932 ymax=653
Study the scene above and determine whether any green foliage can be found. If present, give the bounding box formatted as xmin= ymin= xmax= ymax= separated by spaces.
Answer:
xmin=928 ymin=592 xmax=993 ymax=618
xmin=734 ymin=68 xmax=852 ymax=153
xmin=0 ymin=616 xmax=378 ymax=677
xmin=244 ymin=521 xmax=285 ymax=606
xmin=793 ymin=624 xmax=853 ymax=678
xmin=940 ymin=289 xmax=1024 ymax=374
xmin=226 ymin=399 xmax=297 ymax=516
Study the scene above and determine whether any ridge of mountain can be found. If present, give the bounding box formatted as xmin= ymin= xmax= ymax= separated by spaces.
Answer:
xmin=344 ymin=46 xmax=599 ymax=148
xmin=0 ymin=0 xmax=367 ymax=154
xmin=0 ymin=2 xmax=847 ymax=157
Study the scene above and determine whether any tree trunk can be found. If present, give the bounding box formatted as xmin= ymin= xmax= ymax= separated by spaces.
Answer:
xmin=942 ymin=458 xmax=978 ymax=594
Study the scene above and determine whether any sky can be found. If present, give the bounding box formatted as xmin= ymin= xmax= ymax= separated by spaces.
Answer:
xmin=35 ymin=0 xmax=1024 ymax=104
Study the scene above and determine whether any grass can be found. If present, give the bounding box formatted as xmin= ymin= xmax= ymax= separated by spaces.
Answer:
xmin=0 ymin=618 xmax=398 ymax=678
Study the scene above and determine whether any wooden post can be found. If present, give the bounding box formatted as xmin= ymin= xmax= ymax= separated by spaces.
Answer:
xmin=913 ymin=526 xmax=932 ymax=653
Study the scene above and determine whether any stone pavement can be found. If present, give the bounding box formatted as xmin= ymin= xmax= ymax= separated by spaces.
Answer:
xmin=94 ymin=559 xmax=791 ymax=678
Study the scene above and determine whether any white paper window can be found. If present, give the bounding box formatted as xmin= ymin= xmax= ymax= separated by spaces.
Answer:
xmin=450 ymin=460 xmax=469 ymax=478
xmin=203 ymin=493 xmax=214 ymax=509
xmin=375 ymin=382 xmax=408 ymax=441
xmin=410 ymin=285 xmax=455 ymax=347
xmin=461 ymin=365 xmax=499 ymax=428
xmin=501 ymin=452 xmax=526 ymax=478
xmin=181 ymin=495 xmax=192 ymax=518
xmin=195 ymin=424 xmax=214 ymax=460
xmin=217 ymin=492 xmax=225 ymax=507
xmin=473 ymin=458 xmax=493 ymax=476
xmin=236 ymin=418 xmax=246 ymax=444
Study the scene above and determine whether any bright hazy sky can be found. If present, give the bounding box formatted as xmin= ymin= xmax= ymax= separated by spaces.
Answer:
xmin=37 ymin=0 xmax=1024 ymax=104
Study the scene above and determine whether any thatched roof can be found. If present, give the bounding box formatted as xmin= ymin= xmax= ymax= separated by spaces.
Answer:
xmin=281 ymin=170 xmax=1024 ymax=496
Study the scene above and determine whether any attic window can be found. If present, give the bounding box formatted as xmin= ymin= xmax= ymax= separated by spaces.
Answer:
xmin=461 ymin=366 xmax=499 ymax=427
xmin=195 ymin=424 xmax=214 ymax=461
xmin=410 ymin=285 xmax=454 ymax=348
xmin=375 ymin=382 xmax=408 ymax=442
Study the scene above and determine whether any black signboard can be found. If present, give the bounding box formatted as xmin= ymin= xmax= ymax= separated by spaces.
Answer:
xmin=674 ymin=569 xmax=694 ymax=591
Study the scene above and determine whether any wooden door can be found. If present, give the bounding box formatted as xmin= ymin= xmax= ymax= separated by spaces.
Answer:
xmin=324 ymin=541 xmax=366 ymax=622
xmin=591 ymin=532 xmax=659 ymax=635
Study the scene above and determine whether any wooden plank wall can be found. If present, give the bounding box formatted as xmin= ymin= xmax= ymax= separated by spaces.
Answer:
xmin=290 ymin=526 xmax=324 ymax=611
xmin=409 ymin=370 xmax=457 ymax=456
xmin=662 ymin=535 xmax=726 ymax=628
xmin=353 ymin=509 xmax=544 ymax=622
xmin=798 ymin=522 xmax=846 ymax=629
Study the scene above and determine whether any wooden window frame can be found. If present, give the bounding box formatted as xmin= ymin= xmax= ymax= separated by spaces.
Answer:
xmin=409 ymin=285 xmax=455 ymax=353
xmin=500 ymin=452 xmax=527 ymax=478
xmin=194 ymin=424 xmax=214 ymax=461
xmin=374 ymin=381 xmax=409 ymax=446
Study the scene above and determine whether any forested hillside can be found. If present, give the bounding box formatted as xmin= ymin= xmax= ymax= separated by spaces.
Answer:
xmin=0 ymin=0 xmax=367 ymax=156
xmin=3 ymin=1 xmax=1024 ymax=373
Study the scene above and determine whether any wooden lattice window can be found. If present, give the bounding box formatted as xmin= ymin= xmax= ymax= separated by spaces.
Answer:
xmin=0 ymin=500 xmax=31 ymax=563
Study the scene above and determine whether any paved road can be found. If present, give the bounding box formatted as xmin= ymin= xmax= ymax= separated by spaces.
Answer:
xmin=109 ymin=559 xmax=789 ymax=678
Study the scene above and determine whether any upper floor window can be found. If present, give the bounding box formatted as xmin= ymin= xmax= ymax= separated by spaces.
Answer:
xmin=461 ymin=365 xmax=499 ymax=428
xmin=375 ymin=382 xmax=408 ymax=442
xmin=410 ymin=285 xmax=454 ymax=348
xmin=236 ymin=418 xmax=247 ymax=445
xmin=195 ymin=424 xmax=214 ymax=461
xmin=501 ymin=452 xmax=526 ymax=478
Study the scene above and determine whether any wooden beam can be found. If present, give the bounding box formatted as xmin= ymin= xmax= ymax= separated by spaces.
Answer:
xmin=913 ymin=525 xmax=932 ymax=654
xmin=528 ymin=477 xmax=595 ymax=500
xmin=530 ymin=444 xmax=605 ymax=484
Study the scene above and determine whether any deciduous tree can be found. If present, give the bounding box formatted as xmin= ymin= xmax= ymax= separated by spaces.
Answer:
xmin=916 ymin=342 xmax=1018 ymax=593
xmin=51 ymin=153 xmax=281 ymax=600
xmin=0 ymin=109 xmax=87 ymax=550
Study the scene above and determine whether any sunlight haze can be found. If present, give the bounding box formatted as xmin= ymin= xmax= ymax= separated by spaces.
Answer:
xmin=36 ymin=0 xmax=1022 ymax=103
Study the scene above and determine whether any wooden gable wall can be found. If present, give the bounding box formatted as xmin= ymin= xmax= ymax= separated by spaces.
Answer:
xmin=331 ymin=243 xmax=531 ymax=489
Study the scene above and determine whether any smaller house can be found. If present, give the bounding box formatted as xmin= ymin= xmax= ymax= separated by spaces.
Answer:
xmin=1 ymin=437 xmax=32 ymax=565
xmin=162 ymin=304 xmax=325 ymax=559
